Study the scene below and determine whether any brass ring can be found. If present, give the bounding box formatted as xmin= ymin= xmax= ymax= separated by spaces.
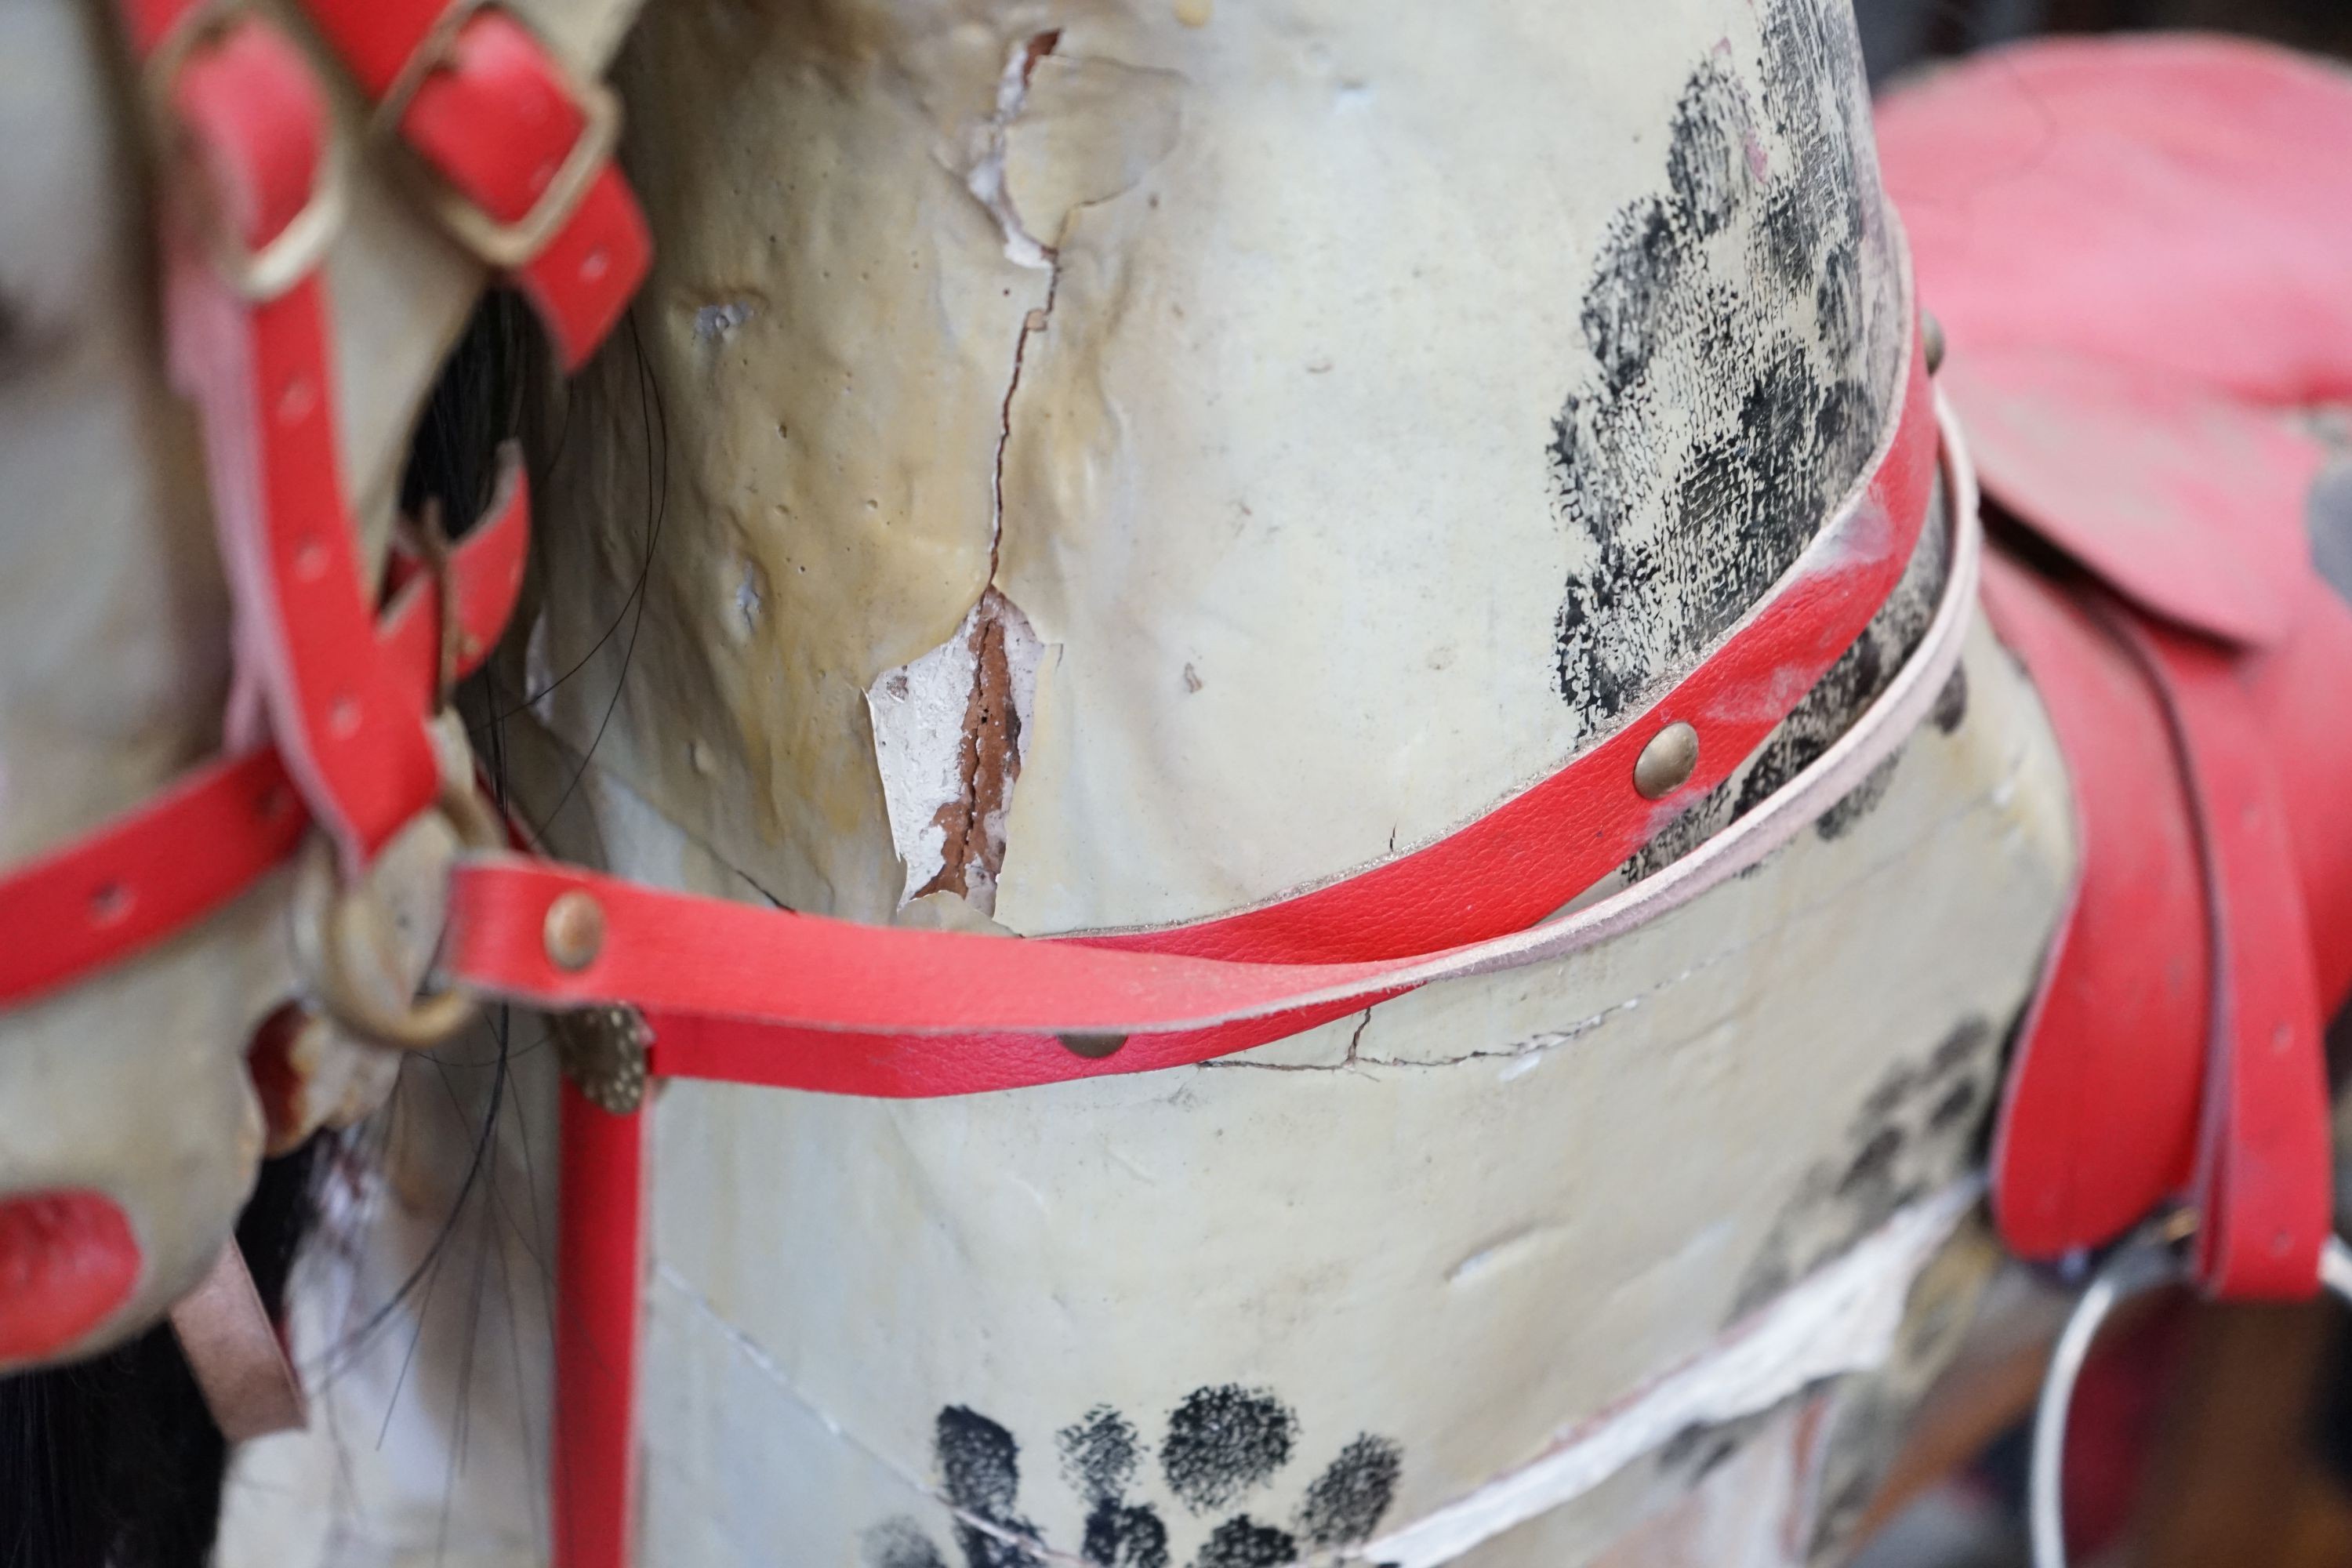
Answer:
xmin=143 ymin=5 xmax=351 ymax=302
xmin=289 ymin=775 xmax=503 ymax=1051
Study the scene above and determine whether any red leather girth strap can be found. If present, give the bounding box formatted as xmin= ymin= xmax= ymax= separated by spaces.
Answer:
xmin=2128 ymin=617 xmax=2332 ymax=1298
xmin=1984 ymin=553 xmax=2340 ymax=1299
xmin=290 ymin=0 xmax=649 ymax=369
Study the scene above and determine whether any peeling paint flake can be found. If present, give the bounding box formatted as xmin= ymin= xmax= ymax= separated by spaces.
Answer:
xmin=868 ymin=591 xmax=1042 ymax=913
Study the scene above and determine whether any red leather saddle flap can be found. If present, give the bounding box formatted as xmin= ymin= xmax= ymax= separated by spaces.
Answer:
xmin=1877 ymin=37 xmax=2352 ymax=406
xmin=1878 ymin=37 xmax=2352 ymax=648
xmin=1940 ymin=349 xmax=2321 ymax=648
xmin=1882 ymin=36 xmax=2352 ymax=1284
xmin=1981 ymin=550 xmax=2207 ymax=1258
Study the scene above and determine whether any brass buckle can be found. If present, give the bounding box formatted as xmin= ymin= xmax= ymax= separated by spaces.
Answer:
xmin=289 ymin=718 xmax=504 ymax=1051
xmin=372 ymin=0 xmax=621 ymax=270
xmin=143 ymin=1 xmax=348 ymax=302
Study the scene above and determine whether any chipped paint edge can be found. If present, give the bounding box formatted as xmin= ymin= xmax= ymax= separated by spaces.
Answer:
xmin=1360 ymin=1180 xmax=1982 ymax=1568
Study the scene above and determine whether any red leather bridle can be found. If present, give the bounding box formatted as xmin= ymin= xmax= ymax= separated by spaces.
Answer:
xmin=5 ymin=8 xmax=1976 ymax=1563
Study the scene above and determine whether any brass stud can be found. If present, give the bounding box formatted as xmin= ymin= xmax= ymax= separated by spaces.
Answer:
xmin=1633 ymin=720 xmax=1700 ymax=800
xmin=1922 ymin=310 xmax=1947 ymax=376
xmin=1058 ymin=1032 xmax=1127 ymax=1060
xmin=543 ymin=890 xmax=607 ymax=972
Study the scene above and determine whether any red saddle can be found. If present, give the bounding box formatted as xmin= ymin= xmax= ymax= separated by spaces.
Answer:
xmin=1878 ymin=37 xmax=2352 ymax=1298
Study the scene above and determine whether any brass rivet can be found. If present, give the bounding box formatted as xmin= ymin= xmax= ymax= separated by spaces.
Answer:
xmin=1922 ymin=310 xmax=1947 ymax=376
xmin=1058 ymin=1032 xmax=1127 ymax=1060
xmin=1633 ymin=720 xmax=1700 ymax=800
xmin=543 ymin=890 xmax=607 ymax=972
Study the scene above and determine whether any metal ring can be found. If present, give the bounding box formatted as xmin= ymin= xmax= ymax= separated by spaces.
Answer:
xmin=2027 ymin=1229 xmax=2352 ymax=1568
xmin=2029 ymin=1238 xmax=2186 ymax=1568
xmin=142 ymin=5 xmax=350 ymax=301
xmin=289 ymin=775 xmax=503 ymax=1051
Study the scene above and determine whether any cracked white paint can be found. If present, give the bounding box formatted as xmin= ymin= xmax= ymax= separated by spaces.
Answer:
xmin=869 ymin=611 xmax=982 ymax=905
xmin=861 ymin=31 xmax=1087 ymax=913
xmin=959 ymin=36 xmax=1061 ymax=270
xmin=255 ymin=1 xmax=2092 ymax=1563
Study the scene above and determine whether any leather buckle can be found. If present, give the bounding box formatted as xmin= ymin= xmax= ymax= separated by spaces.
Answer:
xmin=372 ymin=0 xmax=621 ymax=270
xmin=142 ymin=2 xmax=348 ymax=302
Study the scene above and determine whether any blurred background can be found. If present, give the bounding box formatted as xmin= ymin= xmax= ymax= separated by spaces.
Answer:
xmin=1854 ymin=0 xmax=2352 ymax=82
xmin=1847 ymin=5 xmax=2352 ymax=1563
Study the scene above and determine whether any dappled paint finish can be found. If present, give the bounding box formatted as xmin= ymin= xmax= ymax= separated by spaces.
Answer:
xmin=441 ymin=1 xmax=2070 ymax=1565
xmin=1551 ymin=0 xmax=1903 ymax=739
xmin=197 ymin=3 xmax=2075 ymax=1565
xmin=866 ymin=1396 xmax=1404 ymax=1567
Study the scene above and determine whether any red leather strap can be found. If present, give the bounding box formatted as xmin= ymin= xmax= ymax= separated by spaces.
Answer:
xmin=443 ymin=336 xmax=1954 ymax=1098
xmin=1982 ymin=557 xmax=2207 ymax=1260
xmin=2241 ymin=575 xmax=2352 ymax=1009
xmin=136 ymin=7 xmax=441 ymax=877
xmin=553 ymin=1084 xmax=644 ymax=1568
xmin=2118 ymin=615 xmax=2332 ymax=1299
xmin=295 ymin=0 xmax=649 ymax=368
xmin=1984 ymin=560 xmax=2336 ymax=1301
xmin=0 ymin=472 xmax=528 ymax=1010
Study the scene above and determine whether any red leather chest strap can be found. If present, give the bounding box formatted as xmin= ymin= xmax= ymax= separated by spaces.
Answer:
xmin=441 ymin=335 xmax=1951 ymax=1096
xmin=532 ymin=376 xmax=1973 ymax=1568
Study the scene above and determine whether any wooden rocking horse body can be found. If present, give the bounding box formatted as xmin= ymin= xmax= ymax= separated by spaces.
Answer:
xmin=5 ymin=3 xmax=2348 ymax=1566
